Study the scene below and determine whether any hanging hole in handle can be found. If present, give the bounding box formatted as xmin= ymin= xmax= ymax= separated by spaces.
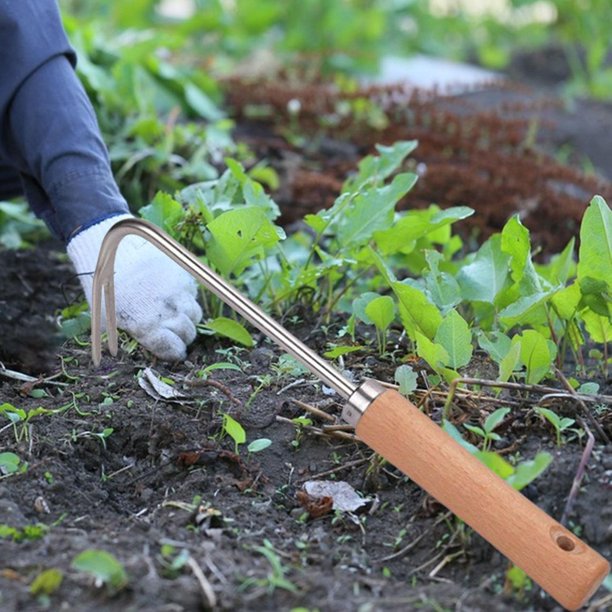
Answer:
xmin=556 ymin=534 xmax=576 ymax=552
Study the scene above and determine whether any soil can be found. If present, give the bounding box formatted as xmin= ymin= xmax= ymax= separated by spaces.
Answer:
xmin=1 ymin=63 xmax=611 ymax=611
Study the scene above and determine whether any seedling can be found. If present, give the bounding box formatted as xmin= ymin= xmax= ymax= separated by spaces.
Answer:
xmin=30 ymin=568 xmax=64 ymax=597
xmin=71 ymin=550 xmax=128 ymax=592
xmin=534 ymin=407 xmax=576 ymax=447
xmin=0 ymin=452 xmax=27 ymax=477
xmin=463 ymin=407 xmax=511 ymax=451
xmin=364 ymin=294 xmax=396 ymax=355
xmin=240 ymin=539 xmax=298 ymax=594
xmin=221 ymin=413 xmax=246 ymax=453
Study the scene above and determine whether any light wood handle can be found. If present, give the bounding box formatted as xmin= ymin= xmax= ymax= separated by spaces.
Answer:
xmin=355 ymin=390 xmax=609 ymax=610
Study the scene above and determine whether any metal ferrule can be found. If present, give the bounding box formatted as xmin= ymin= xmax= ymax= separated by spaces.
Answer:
xmin=341 ymin=379 xmax=386 ymax=427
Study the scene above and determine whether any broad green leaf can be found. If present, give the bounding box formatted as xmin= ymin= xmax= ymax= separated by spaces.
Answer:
xmin=374 ymin=205 xmax=473 ymax=255
xmin=392 ymin=282 xmax=442 ymax=340
xmin=506 ymin=452 xmax=552 ymax=491
xmin=551 ymin=282 xmax=581 ymax=320
xmin=424 ymin=250 xmax=462 ymax=311
xmin=206 ymin=206 xmax=283 ymax=276
xmin=337 ymin=172 xmax=417 ymax=246
xmin=538 ymin=238 xmax=575 ymax=284
xmin=71 ymin=550 xmax=128 ymax=590
xmin=0 ymin=452 xmax=21 ymax=474
xmin=365 ymin=295 xmax=396 ymax=333
xmin=512 ymin=330 xmax=554 ymax=384
xmin=139 ymin=192 xmax=184 ymax=232
xmin=474 ymin=451 xmax=515 ymax=479
xmin=498 ymin=290 xmax=555 ymax=327
xmin=581 ymin=310 xmax=611 ymax=343
xmin=484 ymin=407 xmax=510 ymax=433
xmin=434 ymin=309 xmax=472 ymax=368
xmin=579 ymin=276 xmax=611 ymax=317
xmin=457 ymin=235 xmax=511 ymax=303
xmin=344 ymin=140 xmax=417 ymax=191
xmin=501 ymin=215 xmax=538 ymax=289
xmin=416 ymin=332 xmax=450 ymax=371
xmin=394 ymin=365 xmax=418 ymax=395
xmin=577 ymin=195 xmax=612 ymax=290
xmin=222 ymin=413 xmax=246 ymax=449
xmin=352 ymin=292 xmax=380 ymax=324
xmin=477 ymin=331 xmax=512 ymax=364
xmin=203 ymin=317 xmax=254 ymax=347
xmin=499 ymin=341 xmax=522 ymax=383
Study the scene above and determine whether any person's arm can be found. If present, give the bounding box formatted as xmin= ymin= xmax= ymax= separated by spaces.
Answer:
xmin=0 ymin=1 xmax=203 ymax=361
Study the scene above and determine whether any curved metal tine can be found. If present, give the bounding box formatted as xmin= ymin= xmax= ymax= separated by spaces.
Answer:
xmin=90 ymin=217 xmax=357 ymax=399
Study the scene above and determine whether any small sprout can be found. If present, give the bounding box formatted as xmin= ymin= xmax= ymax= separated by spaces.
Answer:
xmin=364 ymin=295 xmax=396 ymax=355
xmin=535 ymin=407 xmax=576 ymax=447
xmin=394 ymin=364 xmax=418 ymax=396
xmin=0 ymin=452 xmax=26 ymax=476
xmin=30 ymin=568 xmax=63 ymax=596
xmin=221 ymin=413 xmax=246 ymax=453
xmin=71 ymin=549 xmax=128 ymax=592
xmin=463 ymin=407 xmax=510 ymax=451
xmin=247 ymin=438 xmax=272 ymax=453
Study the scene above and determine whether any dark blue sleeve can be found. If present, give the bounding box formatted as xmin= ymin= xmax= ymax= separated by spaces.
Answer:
xmin=0 ymin=0 xmax=129 ymax=242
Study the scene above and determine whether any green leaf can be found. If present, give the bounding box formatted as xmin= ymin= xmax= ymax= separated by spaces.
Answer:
xmin=392 ymin=282 xmax=442 ymax=340
xmin=364 ymin=295 xmax=395 ymax=333
xmin=337 ymin=173 xmax=417 ymax=247
xmin=206 ymin=206 xmax=283 ymax=276
xmin=499 ymin=341 xmax=522 ymax=383
xmin=323 ymin=345 xmax=364 ymax=359
xmin=184 ymin=82 xmax=223 ymax=121
xmin=416 ymin=332 xmax=450 ymax=371
xmin=535 ymin=407 xmax=561 ymax=430
xmin=0 ymin=452 xmax=21 ymax=474
xmin=71 ymin=550 xmax=128 ymax=591
xmin=457 ymin=235 xmax=511 ymax=303
xmin=501 ymin=215 xmax=533 ymax=284
xmin=580 ymin=310 xmax=612 ymax=344
xmin=512 ymin=330 xmax=555 ymax=384
xmin=374 ymin=205 xmax=473 ymax=255
xmin=477 ymin=331 xmax=512 ymax=364
xmin=139 ymin=192 xmax=184 ymax=233
xmin=352 ymin=291 xmax=380 ymax=324
xmin=577 ymin=195 xmax=612 ymax=291
xmin=222 ymin=413 xmax=246 ymax=449
xmin=474 ymin=451 xmax=515 ymax=479
xmin=30 ymin=568 xmax=64 ymax=596
xmin=551 ymin=282 xmax=581 ymax=320
xmin=434 ymin=309 xmax=472 ymax=368
xmin=484 ymin=407 xmax=510 ymax=433
xmin=498 ymin=290 xmax=555 ymax=327
xmin=202 ymin=317 xmax=254 ymax=347
xmin=506 ymin=452 xmax=552 ymax=491
xmin=424 ymin=251 xmax=462 ymax=311
xmin=442 ymin=420 xmax=479 ymax=454
xmin=394 ymin=365 xmax=418 ymax=396
xmin=247 ymin=438 xmax=272 ymax=453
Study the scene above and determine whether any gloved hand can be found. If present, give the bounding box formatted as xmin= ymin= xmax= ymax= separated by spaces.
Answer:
xmin=67 ymin=214 xmax=203 ymax=361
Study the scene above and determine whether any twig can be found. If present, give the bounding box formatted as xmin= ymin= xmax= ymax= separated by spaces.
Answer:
xmin=276 ymin=378 xmax=308 ymax=395
xmin=555 ymin=368 xmax=610 ymax=444
xmin=444 ymin=376 xmax=612 ymax=421
xmin=186 ymin=555 xmax=217 ymax=610
xmin=186 ymin=376 xmax=242 ymax=406
xmin=560 ymin=417 xmax=595 ymax=526
xmin=290 ymin=398 xmax=335 ymax=422
xmin=275 ymin=415 xmax=357 ymax=442
xmin=587 ymin=593 xmax=612 ymax=611
xmin=296 ymin=455 xmax=372 ymax=483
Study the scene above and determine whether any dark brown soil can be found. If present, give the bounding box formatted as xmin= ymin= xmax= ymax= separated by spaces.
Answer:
xmin=1 ymin=75 xmax=611 ymax=611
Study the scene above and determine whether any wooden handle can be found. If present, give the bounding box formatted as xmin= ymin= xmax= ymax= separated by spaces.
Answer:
xmin=355 ymin=390 xmax=609 ymax=610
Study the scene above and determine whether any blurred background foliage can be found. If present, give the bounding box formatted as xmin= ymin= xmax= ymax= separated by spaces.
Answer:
xmin=59 ymin=0 xmax=612 ymax=97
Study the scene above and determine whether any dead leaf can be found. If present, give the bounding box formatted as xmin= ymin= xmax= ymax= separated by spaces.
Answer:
xmin=296 ymin=490 xmax=334 ymax=518
xmin=302 ymin=480 xmax=372 ymax=513
xmin=138 ymin=368 xmax=188 ymax=402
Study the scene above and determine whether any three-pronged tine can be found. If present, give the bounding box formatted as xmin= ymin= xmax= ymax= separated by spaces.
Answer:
xmin=90 ymin=218 xmax=357 ymax=399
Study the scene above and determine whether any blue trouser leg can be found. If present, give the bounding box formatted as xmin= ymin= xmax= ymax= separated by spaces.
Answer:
xmin=0 ymin=1 xmax=129 ymax=242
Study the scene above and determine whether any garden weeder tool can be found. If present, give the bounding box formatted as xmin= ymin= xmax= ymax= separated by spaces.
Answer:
xmin=91 ymin=217 xmax=609 ymax=610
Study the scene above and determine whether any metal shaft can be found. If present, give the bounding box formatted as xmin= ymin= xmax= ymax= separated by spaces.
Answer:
xmin=91 ymin=217 xmax=357 ymax=399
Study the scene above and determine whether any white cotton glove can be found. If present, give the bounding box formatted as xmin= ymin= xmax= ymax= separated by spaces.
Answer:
xmin=67 ymin=214 xmax=203 ymax=361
